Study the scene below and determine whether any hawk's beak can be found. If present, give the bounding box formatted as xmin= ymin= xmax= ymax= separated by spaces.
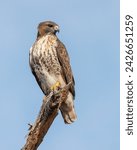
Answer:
xmin=54 ymin=25 xmax=60 ymax=33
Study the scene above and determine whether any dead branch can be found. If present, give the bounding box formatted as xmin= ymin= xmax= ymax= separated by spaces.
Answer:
xmin=21 ymin=82 xmax=72 ymax=150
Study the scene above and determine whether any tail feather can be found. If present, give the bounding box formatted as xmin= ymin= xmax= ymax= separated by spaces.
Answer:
xmin=60 ymin=92 xmax=77 ymax=124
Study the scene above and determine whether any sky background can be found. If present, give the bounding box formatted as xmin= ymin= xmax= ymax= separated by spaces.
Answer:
xmin=0 ymin=0 xmax=119 ymax=150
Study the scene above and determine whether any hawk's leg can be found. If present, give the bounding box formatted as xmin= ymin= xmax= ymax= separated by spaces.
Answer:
xmin=50 ymin=81 xmax=61 ymax=91
xmin=50 ymin=81 xmax=62 ymax=107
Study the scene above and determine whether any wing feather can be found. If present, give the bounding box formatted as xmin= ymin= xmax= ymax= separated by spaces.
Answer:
xmin=56 ymin=39 xmax=75 ymax=98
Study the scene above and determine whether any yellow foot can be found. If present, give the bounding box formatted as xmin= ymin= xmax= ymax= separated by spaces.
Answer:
xmin=50 ymin=81 xmax=61 ymax=91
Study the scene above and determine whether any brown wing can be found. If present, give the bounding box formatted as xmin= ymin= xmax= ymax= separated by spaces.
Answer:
xmin=56 ymin=39 xmax=75 ymax=98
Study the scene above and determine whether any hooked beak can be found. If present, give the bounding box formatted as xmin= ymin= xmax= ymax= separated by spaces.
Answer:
xmin=54 ymin=25 xmax=60 ymax=33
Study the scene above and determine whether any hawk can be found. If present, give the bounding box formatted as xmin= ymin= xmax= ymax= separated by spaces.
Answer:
xmin=29 ymin=21 xmax=77 ymax=124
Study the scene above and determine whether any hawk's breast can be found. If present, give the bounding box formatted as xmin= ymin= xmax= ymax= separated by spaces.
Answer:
xmin=30 ymin=34 xmax=62 ymax=89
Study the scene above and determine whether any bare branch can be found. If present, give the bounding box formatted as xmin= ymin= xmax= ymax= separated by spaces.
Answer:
xmin=21 ymin=82 xmax=72 ymax=150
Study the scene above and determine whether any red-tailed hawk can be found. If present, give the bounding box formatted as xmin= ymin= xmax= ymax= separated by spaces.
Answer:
xmin=29 ymin=21 xmax=77 ymax=124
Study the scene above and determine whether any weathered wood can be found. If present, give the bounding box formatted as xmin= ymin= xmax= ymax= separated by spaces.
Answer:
xmin=21 ymin=82 xmax=71 ymax=150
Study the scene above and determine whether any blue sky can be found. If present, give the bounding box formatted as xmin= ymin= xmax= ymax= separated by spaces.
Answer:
xmin=0 ymin=0 xmax=119 ymax=150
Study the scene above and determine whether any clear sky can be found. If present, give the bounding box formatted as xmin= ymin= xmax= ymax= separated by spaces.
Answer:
xmin=0 ymin=0 xmax=119 ymax=150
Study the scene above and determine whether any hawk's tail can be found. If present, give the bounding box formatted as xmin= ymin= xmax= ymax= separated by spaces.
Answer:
xmin=60 ymin=92 xmax=77 ymax=124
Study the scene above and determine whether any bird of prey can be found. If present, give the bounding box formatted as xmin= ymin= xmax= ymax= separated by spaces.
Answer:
xmin=29 ymin=21 xmax=77 ymax=124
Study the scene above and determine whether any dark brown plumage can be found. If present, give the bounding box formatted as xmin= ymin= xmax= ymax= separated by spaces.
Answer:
xmin=29 ymin=21 xmax=77 ymax=124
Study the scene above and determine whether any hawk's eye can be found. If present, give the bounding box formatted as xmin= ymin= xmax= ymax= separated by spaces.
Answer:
xmin=48 ymin=24 xmax=53 ymax=27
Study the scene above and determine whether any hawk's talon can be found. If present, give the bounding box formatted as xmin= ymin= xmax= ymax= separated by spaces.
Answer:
xmin=50 ymin=81 xmax=61 ymax=91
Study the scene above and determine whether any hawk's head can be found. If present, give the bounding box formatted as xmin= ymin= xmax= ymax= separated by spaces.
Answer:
xmin=37 ymin=21 xmax=59 ymax=38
